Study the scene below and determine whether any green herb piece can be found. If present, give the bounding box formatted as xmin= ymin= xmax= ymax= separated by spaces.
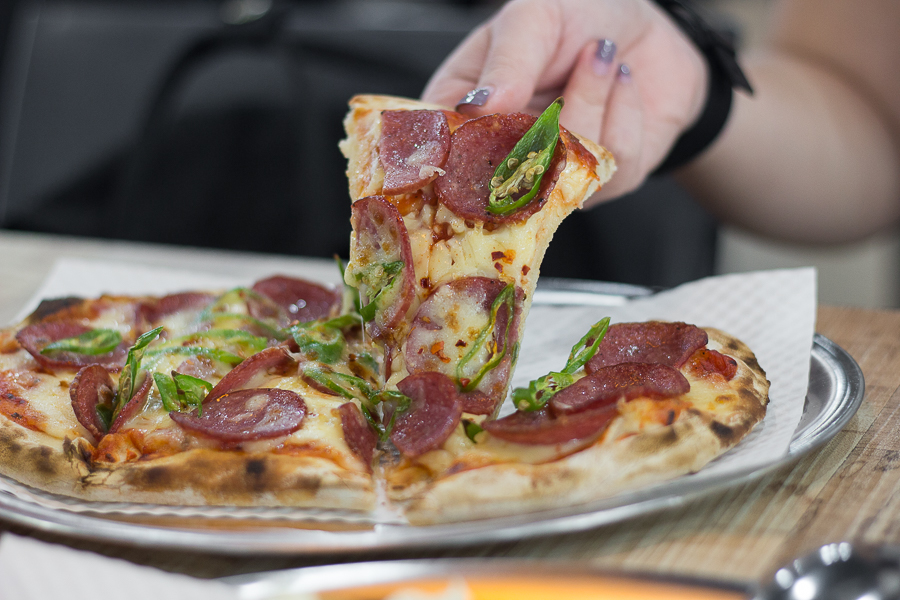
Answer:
xmin=113 ymin=326 xmax=163 ymax=419
xmin=462 ymin=419 xmax=484 ymax=443
xmin=355 ymin=260 xmax=404 ymax=323
xmin=487 ymin=98 xmax=563 ymax=216
xmin=510 ymin=318 xmax=610 ymax=412
xmin=40 ymin=329 xmax=122 ymax=356
xmin=456 ymin=284 xmax=515 ymax=392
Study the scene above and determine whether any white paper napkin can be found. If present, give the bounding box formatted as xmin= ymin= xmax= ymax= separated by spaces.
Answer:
xmin=517 ymin=267 xmax=817 ymax=478
xmin=0 ymin=534 xmax=237 ymax=600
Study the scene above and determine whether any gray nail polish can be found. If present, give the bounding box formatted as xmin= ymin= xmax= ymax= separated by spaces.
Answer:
xmin=597 ymin=39 xmax=617 ymax=63
xmin=592 ymin=39 xmax=617 ymax=76
xmin=457 ymin=87 xmax=490 ymax=108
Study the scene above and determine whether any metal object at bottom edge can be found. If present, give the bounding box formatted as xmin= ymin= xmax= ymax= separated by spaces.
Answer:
xmin=0 ymin=284 xmax=865 ymax=555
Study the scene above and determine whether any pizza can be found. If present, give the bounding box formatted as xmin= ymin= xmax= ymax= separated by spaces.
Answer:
xmin=0 ymin=95 xmax=769 ymax=524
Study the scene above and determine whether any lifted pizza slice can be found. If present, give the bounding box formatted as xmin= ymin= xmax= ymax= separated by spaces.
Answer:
xmin=341 ymin=94 xmax=615 ymax=416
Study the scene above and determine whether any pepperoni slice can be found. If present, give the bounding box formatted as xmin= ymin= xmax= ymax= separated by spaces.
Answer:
xmin=433 ymin=113 xmax=566 ymax=224
xmin=483 ymin=405 xmax=619 ymax=445
xmin=460 ymin=389 xmax=499 ymax=416
xmin=70 ymin=365 xmax=115 ymax=440
xmin=391 ymin=372 xmax=463 ymax=457
xmin=206 ymin=346 xmax=297 ymax=400
xmin=251 ymin=275 xmax=341 ymax=323
xmin=16 ymin=322 xmax=129 ymax=371
xmin=380 ymin=110 xmax=450 ymax=194
xmin=138 ymin=292 xmax=215 ymax=325
xmin=338 ymin=402 xmax=377 ymax=471
xmin=687 ymin=348 xmax=738 ymax=381
xmin=109 ymin=373 xmax=152 ymax=433
xmin=405 ymin=277 xmax=520 ymax=404
xmin=586 ymin=321 xmax=709 ymax=372
xmin=169 ymin=388 xmax=307 ymax=442
xmin=349 ymin=196 xmax=416 ymax=339
xmin=550 ymin=363 xmax=690 ymax=416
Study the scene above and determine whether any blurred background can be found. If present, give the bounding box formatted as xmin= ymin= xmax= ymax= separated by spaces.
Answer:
xmin=0 ymin=0 xmax=896 ymax=307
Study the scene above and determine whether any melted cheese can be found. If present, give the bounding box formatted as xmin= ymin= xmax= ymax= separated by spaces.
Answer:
xmin=8 ymin=370 xmax=85 ymax=439
xmin=78 ymin=301 xmax=138 ymax=335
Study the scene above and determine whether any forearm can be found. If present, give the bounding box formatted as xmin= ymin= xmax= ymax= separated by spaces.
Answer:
xmin=678 ymin=50 xmax=900 ymax=244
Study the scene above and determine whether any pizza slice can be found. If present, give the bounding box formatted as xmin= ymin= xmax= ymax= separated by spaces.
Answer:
xmin=0 ymin=277 xmax=381 ymax=511
xmin=340 ymin=94 xmax=614 ymax=414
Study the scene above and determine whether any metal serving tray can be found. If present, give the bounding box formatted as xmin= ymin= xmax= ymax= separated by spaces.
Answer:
xmin=0 ymin=281 xmax=865 ymax=554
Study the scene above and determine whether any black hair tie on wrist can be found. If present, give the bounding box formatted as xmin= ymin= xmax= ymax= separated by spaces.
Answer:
xmin=651 ymin=0 xmax=753 ymax=175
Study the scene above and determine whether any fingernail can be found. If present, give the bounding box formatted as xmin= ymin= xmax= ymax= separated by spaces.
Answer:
xmin=457 ymin=87 xmax=491 ymax=109
xmin=618 ymin=63 xmax=632 ymax=81
xmin=592 ymin=39 xmax=617 ymax=76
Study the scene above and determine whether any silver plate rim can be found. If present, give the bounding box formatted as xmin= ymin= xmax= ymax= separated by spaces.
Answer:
xmin=0 ymin=281 xmax=865 ymax=554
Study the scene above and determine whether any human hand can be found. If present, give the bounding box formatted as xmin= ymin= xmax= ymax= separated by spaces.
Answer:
xmin=422 ymin=0 xmax=708 ymax=203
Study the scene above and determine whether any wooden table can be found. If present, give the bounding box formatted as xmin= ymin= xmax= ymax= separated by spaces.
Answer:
xmin=0 ymin=229 xmax=894 ymax=588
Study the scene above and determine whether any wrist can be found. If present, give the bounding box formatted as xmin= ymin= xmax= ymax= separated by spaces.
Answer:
xmin=650 ymin=0 xmax=753 ymax=174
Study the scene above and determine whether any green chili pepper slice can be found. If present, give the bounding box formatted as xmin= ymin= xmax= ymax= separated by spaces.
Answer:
xmin=153 ymin=371 xmax=212 ymax=415
xmin=172 ymin=372 xmax=212 ymax=415
xmin=288 ymin=314 xmax=362 ymax=365
xmin=370 ymin=389 xmax=411 ymax=441
xmin=456 ymin=284 xmax=515 ymax=392
xmin=510 ymin=317 xmax=610 ymax=412
xmin=153 ymin=372 xmax=181 ymax=412
xmin=487 ymin=98 xmax=563 ymax=216
xmin=162 ymin=329 xmax=268 ymax=356
xmin=143 ymin=346 xmax=243 ymax=369
xmin=206 ymin=314 xmax=287 ymax=340
xmin=355 ymin=260 xmax=404 ymax=323
xmin=462 ymin=419 xmax=484 ymax=443
xmin=113 ymin=326 xmax=163 ymax=420
xmin=512 ymin=371 xmax=575 ymax=412
xmin=40 ymin=328 xmax=123 ymax=356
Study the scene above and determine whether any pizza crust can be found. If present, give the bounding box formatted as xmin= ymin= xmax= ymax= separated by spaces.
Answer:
xmin=0 ymin=415 xmax=377 ymax=510
xmin=387 ymin=327 xmax=770 ymax=525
